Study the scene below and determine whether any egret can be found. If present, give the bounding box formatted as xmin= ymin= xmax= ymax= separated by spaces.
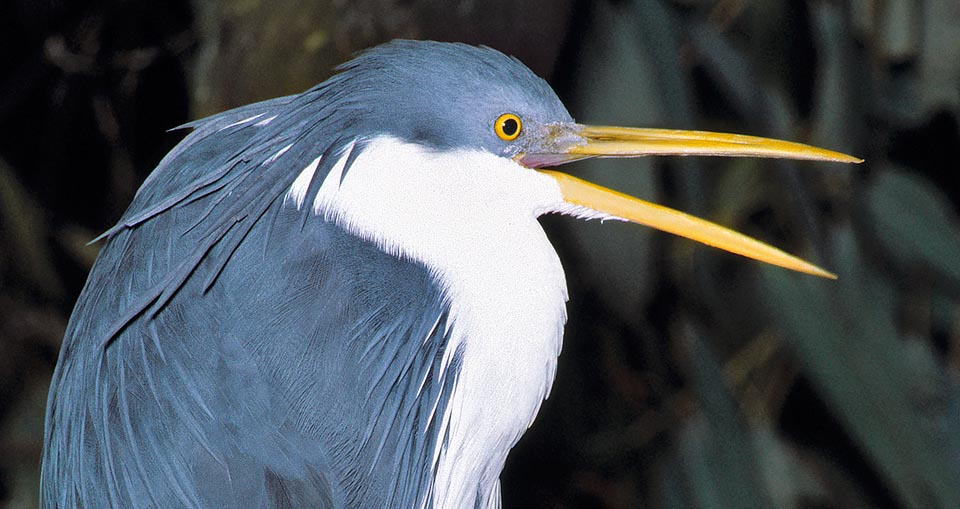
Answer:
xmin=41 ymin=40 xmax=860 ymax=508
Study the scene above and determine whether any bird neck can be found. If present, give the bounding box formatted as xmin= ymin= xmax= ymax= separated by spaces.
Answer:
xmin=290 ymin=136 xmax=571 ymax=507
xmin=428 ymin=238 xmax=568 ymax=508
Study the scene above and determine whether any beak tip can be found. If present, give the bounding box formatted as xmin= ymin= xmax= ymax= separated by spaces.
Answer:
xmin=802 ymin=265 xmax=838 ymax=280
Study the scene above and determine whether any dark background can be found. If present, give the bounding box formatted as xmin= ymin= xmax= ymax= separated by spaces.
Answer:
xmin=2 ymin=0 xmax=960 ymax=507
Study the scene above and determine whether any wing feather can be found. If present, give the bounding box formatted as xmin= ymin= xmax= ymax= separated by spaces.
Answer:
xmin=43 ymin=88 xmax=460 ymax=508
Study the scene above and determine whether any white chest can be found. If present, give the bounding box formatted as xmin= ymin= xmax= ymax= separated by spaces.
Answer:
xmin=287 ymin=136 xmax=573 ymax=507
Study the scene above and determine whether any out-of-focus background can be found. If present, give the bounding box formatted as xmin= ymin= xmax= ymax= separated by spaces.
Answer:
xmin=2 ymin=0 xmax=959 ymax=507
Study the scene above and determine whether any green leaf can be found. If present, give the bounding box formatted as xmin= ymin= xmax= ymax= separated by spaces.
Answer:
xmin=865 ymin=168 xmax=960 ymax=292
xmin=761 ymin=224 xmax=960 ymax=508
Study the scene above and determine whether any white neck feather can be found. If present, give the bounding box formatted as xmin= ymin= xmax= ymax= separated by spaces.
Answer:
xmin=287 ymin=136 xmax=578 ymax=508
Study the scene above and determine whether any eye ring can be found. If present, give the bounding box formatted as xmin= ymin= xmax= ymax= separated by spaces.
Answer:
xmin=494 ymin=113 xmax=522 ymax=141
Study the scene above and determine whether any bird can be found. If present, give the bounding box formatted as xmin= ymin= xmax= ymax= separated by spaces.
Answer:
xmin=41 ymin=40 xmax=860 ymax=508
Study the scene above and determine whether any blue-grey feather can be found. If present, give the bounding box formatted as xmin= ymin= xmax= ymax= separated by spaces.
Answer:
xmin=43 ymin=39 xmax=572 ymax=508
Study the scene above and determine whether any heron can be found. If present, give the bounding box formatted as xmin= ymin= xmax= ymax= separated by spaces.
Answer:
xmin=41 ymin=40 xmax=860 ymax=508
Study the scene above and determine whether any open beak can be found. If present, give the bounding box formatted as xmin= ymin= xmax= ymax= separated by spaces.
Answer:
xmin=521 ymin=124 xmax=863 ymax=279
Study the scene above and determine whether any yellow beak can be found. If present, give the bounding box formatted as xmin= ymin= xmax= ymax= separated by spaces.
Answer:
xmin=522 ymin=125 xmax=862 ymax=279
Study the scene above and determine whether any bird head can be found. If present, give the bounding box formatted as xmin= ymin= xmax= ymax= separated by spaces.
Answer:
xmin=297 ymin=40 xmax=860 ymax=278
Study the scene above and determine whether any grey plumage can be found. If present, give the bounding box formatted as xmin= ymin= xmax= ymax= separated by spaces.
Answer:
xmin=42 ymin=40 xmax=571 ymax=507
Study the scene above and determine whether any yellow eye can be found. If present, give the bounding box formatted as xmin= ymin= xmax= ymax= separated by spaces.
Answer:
xmin=494 ymin=113 xmax=522 ymax=141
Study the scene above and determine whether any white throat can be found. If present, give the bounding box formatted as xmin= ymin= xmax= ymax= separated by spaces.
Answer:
xmin=286 ymin=136 xmax=577 ymax=507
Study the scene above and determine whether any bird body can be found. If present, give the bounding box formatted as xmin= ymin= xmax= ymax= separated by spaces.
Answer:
xmin=41 ymin=40 xmax=859 ymax=508
xmin=42 ymin=42 xmax=580 ymax=508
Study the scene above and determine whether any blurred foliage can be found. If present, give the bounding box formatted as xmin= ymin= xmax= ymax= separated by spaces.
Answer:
xmin=2 ymin=0 xmax=960 ymax=508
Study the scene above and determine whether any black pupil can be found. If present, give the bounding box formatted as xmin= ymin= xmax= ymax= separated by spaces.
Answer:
xmin=501 ymin=118 xmax=518 ymax=136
